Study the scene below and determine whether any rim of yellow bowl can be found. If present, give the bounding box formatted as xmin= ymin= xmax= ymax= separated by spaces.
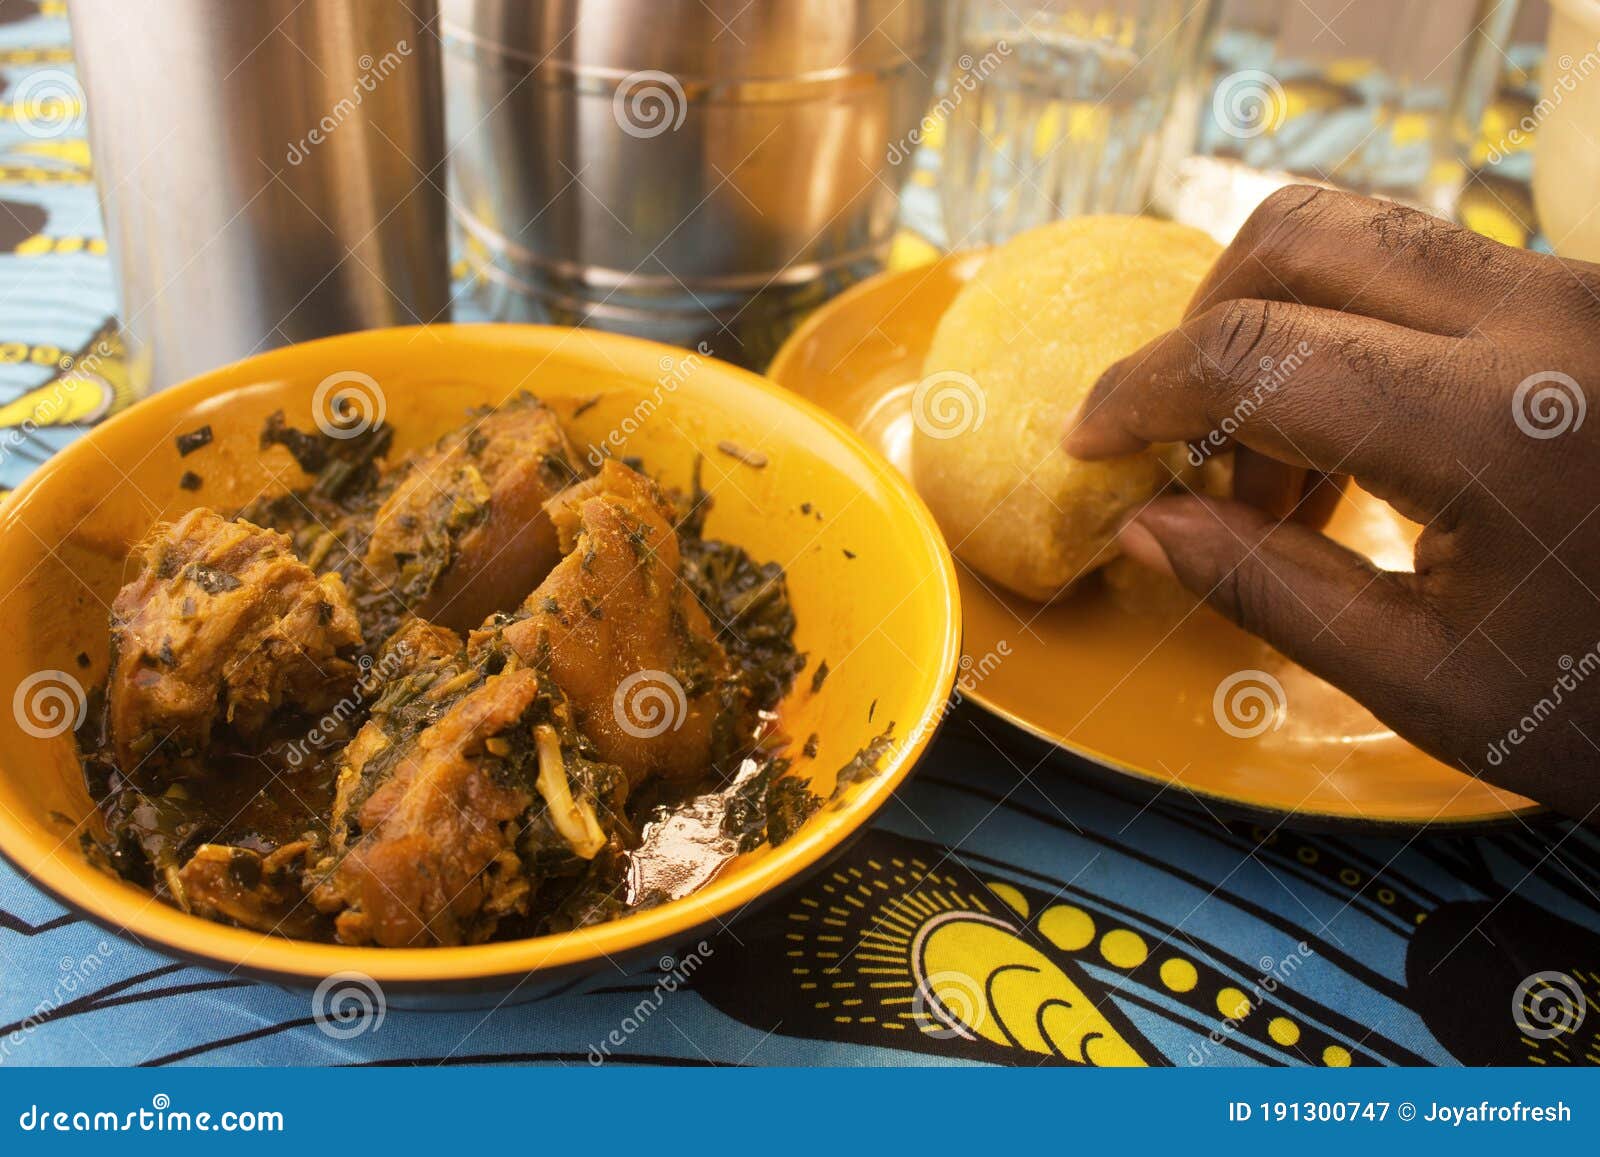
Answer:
xmin=0 ymin=324 xmax=964 ymax=988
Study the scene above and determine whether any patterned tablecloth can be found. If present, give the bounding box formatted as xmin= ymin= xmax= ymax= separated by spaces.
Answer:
xmin=2 ymin=4 xmax=1598 ymax=1069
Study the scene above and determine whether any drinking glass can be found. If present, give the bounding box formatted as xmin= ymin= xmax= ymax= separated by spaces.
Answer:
xmin=1188 ymin=0 xmax=1520 ymax=219
xmin=938 ymin=0 xmax=1216 ymax=248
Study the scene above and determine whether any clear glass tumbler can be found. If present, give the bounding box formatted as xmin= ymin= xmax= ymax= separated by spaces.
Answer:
xmin=938 ymin=0 xmax=1216 ymax=248
xmin=1197 ymin=0 xmax=1521 ymax=216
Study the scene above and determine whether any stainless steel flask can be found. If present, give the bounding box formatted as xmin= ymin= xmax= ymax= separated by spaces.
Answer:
xmin=442 ymin=0 xmax=943 ymax=367
xmin=68 ymin=0 xmax=452 ymax=390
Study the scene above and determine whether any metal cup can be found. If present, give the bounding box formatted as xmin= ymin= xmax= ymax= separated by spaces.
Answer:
xmin=68 ymin=0 xmax=451 ymax=391
xmin=442 ymin=0 xmax=943 ymax=367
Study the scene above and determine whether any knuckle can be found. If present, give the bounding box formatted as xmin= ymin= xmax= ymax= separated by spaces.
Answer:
xmin=1236 ymin=187 xmax=1373 ymax=289
xmin=1237 ymin=185 xmax=1345 ymax=252
xmin=1195 ymin=514 xmax=1282 ymax=635
xmin=1205 ymin=563 xmax=1249 ymax=626
xmin=1196 ymin=299 xmax=1281 ymax=393
xmin=1365 ymin=199 xmax=1493 ymax=270
xmin=1246 ymin=184 xmax=1329 ymax=233
xmin=1208 ymin=547 xmax=1281 ymax=639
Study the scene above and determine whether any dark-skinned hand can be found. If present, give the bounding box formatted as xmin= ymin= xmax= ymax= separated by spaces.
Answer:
xmin=1065 ymin=185 xmax=1600 ymax=821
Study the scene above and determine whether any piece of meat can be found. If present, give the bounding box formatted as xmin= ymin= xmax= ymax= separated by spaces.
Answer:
xmin=175 ymin=841 xmax=326 ymax=939
xmin=308 ymin=614 xmax=631 ymax=946
xmin=308 ymin=667 xmax=543 ymax=947
xmin=498 ymin=460 xmax=748 ymax=784
xmin=108 ymin=508 xmax=363 ymax=783
xmin=320 ymin=618 xmax=472 ymax=865
xmin=358 ymin=396 xmax=582 ymax=634
xmin=371 ymin=615 xmax=464 ymax=676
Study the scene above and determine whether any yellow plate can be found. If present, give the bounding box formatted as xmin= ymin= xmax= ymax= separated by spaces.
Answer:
xmin=0 ymin=324 xmax=961 ymax=993
xmin=770 ymin=253 xmax=1538 ymax=829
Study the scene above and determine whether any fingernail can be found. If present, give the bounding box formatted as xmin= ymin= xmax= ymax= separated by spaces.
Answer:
xmin=1116 ymin=516 xmax=1175 ymax=578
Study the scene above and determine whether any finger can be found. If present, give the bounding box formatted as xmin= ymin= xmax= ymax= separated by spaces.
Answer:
xmin=1231 ymin=449 xmax=1303 ymax=520
xmin=1117 ymin=495 xmax=1447 ymax=727
xmin=1179 ymin=448 xmax=1339 ymax=528
xmin=1185 ymin=185 xmax=1529 ymax=340
xmin=1065 ymin=298 xmax=1482 ymax=519
xmin=1295 ymin=471 xmax=1345 ymax=531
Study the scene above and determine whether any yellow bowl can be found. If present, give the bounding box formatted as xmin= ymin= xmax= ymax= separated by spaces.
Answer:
xmin=0 ymin=324 xmax=961 ymax=996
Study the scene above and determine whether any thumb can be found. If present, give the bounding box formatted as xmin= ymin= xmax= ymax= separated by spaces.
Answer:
xmin=1119 ymin=495 xmax=1446 ymax=719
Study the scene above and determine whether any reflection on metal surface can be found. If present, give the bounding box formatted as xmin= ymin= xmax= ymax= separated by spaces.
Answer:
xmin=68 ymin=0 xmax=451 ymax=390
xmin=441 ymin=0 xmax=942 ymax=367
